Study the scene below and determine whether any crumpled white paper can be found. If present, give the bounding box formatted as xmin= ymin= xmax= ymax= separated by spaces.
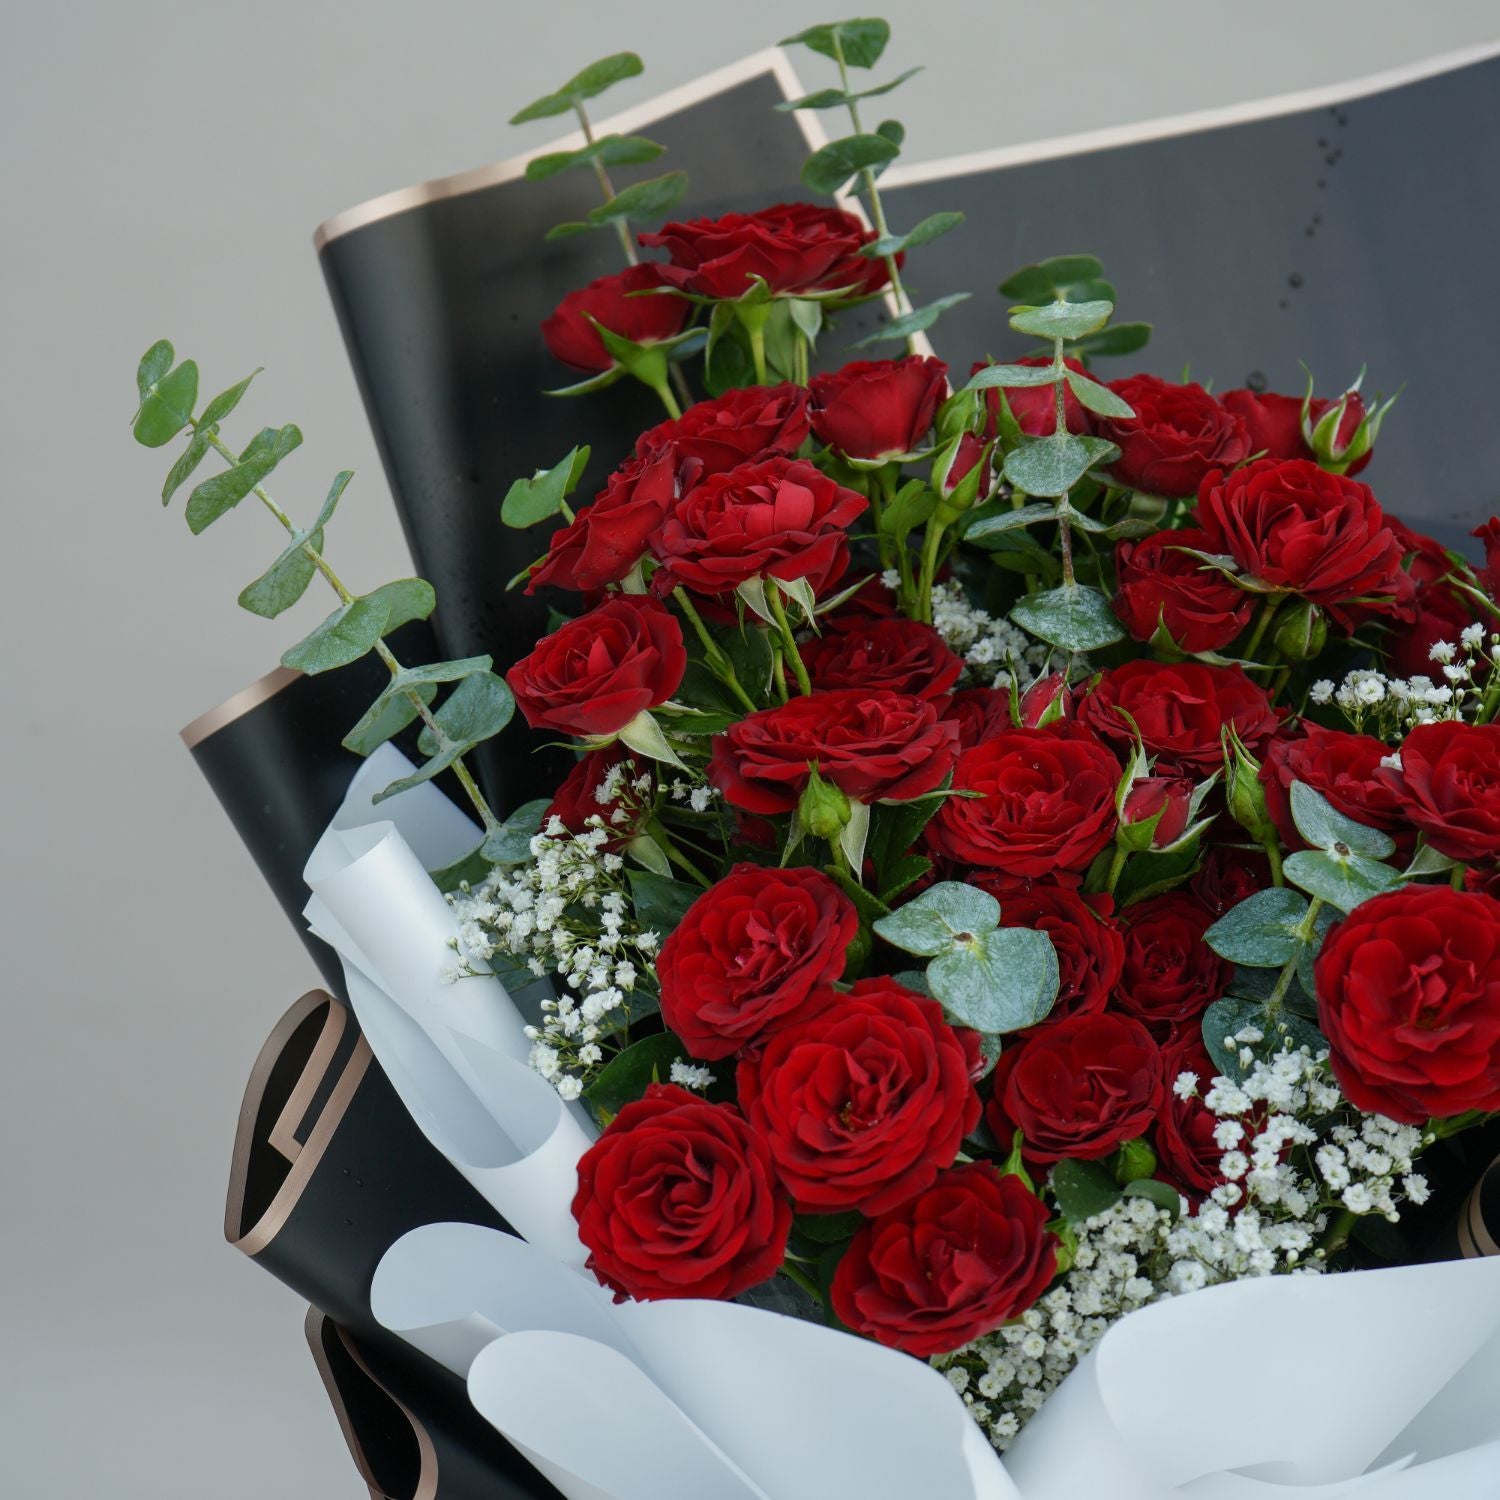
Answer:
xmin=303 ymin=744 xmax=595 ymax=1264
xmin=371 ymin=1222 xmax=1019 ymax=1500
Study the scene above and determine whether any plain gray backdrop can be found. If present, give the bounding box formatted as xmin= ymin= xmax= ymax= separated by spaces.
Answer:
xmin=3 ymin=2 xmax=1497 ymax=1494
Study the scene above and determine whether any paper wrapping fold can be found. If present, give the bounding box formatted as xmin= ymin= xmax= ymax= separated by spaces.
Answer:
xmin=303 ymin=745 xmax=595 ymax=1265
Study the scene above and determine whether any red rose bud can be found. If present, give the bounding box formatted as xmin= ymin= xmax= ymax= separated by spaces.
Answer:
xmin=972 ymin=355 xmax=1092 ymax=439
xmin=1018 ymin=672 xmax=1070 ymax=727
xmin=571 ymin=1084 xmax=792 ymax=1300
xmin=1302 ymin=381 xmax=1385 ymax=476
xmin=1113 ymin=526 xmax=1254 ymax=654
xmin=1120 ymin=774 xmax=1195 ymax=851
xmin=1378 ymin=721 xmax=1500 ymax=864
xmin=1095 ymin=374 xmax=1249 ymax=499
xmin=1078 ymin=660 xmax=1279 ymax=777
xmin=925 ymin=724 xmax=1121 ymax=879
xmin=739 ymin=978 xmax=980 ymax=1216
xmin=650 ymin=456 xmax=866 ymax=599
xmin=709 ymin=688 xmax=960 ymax=814
xmin=808 ymin=355 xmax=949 ymax=460
xmin=1315 ymin=886 xmax=1500 ymax=1124
xmin=1196 ymin=458 xmax=1405 ymax=616
xmin=830 ymin=1164 xmax=1058 ymax=1357
xmin=987 ymin=1013 xmax=1165 ymax=1164
xmin=1114 ymin=893 xmax=1231 ymax=1036
xmin=1219 ymin=383 xmax=1376 ymax=477
xmin=505 ymin=594 xmax=686 ymax=739
xmin=636 ymin=382 xmax=811 ymax=480
xmin=797 ymin=765 xmax=852 ymax=840
xmin=640 ymin=201 xmax=887 ymax=300
xmin=1272 ymin=599 xmax=1328 ymax=660
xmin=541 ymin=264 xmax=690 ymax=374
xmin=804 ymin=615 xmax=963 ymax=703
xmin=657 ymin=864 xmax=856 ymax=1060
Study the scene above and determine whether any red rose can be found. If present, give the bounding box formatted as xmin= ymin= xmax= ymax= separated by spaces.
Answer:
xmin=1192 ymin=845 xmax=1274 ymax=917
xmin=657 ymin=865 xmax=856 ymax=1061
xmin=1113 ymin=526 xmax=1254 ymax=653
xmin=640 ymin=202 xmax=886 ymax=300
xmin=1018 ymin=672 xmax=1071 ymax=727
xmin=1120 ymin=775 xmax=1195 ymax=849
xmin=1314 ymin=886 xmax=1500 ymax=1124
xmin=527 ymin=447 xmax=687 ymax=595
xmin=650 ymin=457 xmax=866 ymax=599
xmin=1096 ymin=374 xmax=1250 ymax=498
xmin=1261 ymin=722 xmax=1414 ymax=857
xmin=545 ymin=748 xmax=647 ymax=848
xmin=986 ymin=1013 xmax=1164 ymax=1164
xmin=1379 ymin=721 xmax=1500 ymax=863
xmin=968 ymin=881 xmax=1124 ymax=1025
xmin=1114 ymin=893 xmax=1230 ymax=1035
xmin=1077 ymin=660 xmax=1279 ymax=776
xmin=804 ymin=616 xmax=963 ymax=703
xmin=945 ymin=687 xmax=1013 ymax=749
xmin=506 ymin=594 xmax=686 ymax=739
xmin=709 ymin=689 xmax=959 ymax=813
xmin=1389 ymin=518 xmax=1453 ymax=587
xmin=973 ymin=355 xmax=1090 ymax=438
xmin=809 ymin=355 xmax=948 ymax=459
xmin=1476 ymin=517 xmax=1500 ymax=601
xmin=1219 ymin=386 xmax=1373 ymax=476
xmin=571 ymin=1084 xmax=791 ymax=1300
xmin=540 ymin=263 xmax=689 ymax=373
xmin=636 ymin=383 xmax=811 ymax=477
xmin=1154 ymin=1032 xmax=1225 ymax=1197
xmin=1196 ymin=457 xmax=1404 ymax=613
xmin=1387 ymin=583 xmax=1481 ymax=680
xmin=830 ymin=1164 xmax=1057 ymax=1357
xmin=926 ymin=725 xmax=1121 ymax=878
xmin=738 ymin=977 xmax=980 ymax=1215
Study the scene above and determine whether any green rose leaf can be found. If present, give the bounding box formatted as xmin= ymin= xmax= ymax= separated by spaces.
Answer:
xmin=1050 ymin=1158 xmax=1123 ymax=1223
xmin=132 ymin=341 xmax=199 ymax=447
xmin=509 ymin=52 xmax=644 ymax=124
xmin=1288 ymin=781 xmax=1396 ymax=859
xmin=1009 ymin=300 xmax=1114 ymax=341
xmin=524 ymin=134 xmax=665 ymax=181
xmin=589 ymin=170 xmax=690 ymax=226
xmin=281 ymin=592 xmax=388 ymax=675
xmin=482 ymin=799 xmax=552 ymax=864
xmin=416 ymin=670 xmax=515 ymax=757
xmin=877 ymin=479 xmax=938 ymax=542
xmin=928 ymin=926 xmax=1059 ymax=1033
xmin=1010 ymin=583 xmax=1125 ymax=652
xmin=185 ymin=423 xmax=302 ymax=534
xmin=629 ymin=869 xmax=701 ymax=940
xmin=1065 ymin=369 xmax=1134 ymax=419
xmin=1283 ymin=849 xmax=1402 ymax=912
xmin=860 ymin=208 xmax=963 ymax=257
xmin=867 ymin=792 xmax=945 ymax=894
xmin=237 ymin=527 xmax=325 ymax=619
xmin=872 ymin=880 xmax=1000 ymax=957
xmin=781 ymin=18 xmax=891 ymax=68
xmin=585 ymin=1032 xmax=691 ymax=1124
xmin=1002 ymin=434 xmax=1117 ymax=497
xmin=1204 ymin=887 xmax=1311 ymax=968
xmin=801 ymin=133 xmax=900 ymax=194
xmin=501 ymin=446 xmax=591 ymax=529
xmin=850 ymin=292 xmax=970 ymax=349
xmin=340 ymin=655 xmax=493 ymax=756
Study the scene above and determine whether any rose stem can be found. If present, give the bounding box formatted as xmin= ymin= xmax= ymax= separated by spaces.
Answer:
xmin=672 ymin=587 xmax=759 ymax=713
xmin=766 ymin=584 xmax=813 ymax=695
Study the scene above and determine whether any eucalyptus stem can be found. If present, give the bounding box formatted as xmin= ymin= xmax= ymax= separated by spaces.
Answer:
xmin=672 ymin=587 xmax=759 ymax=713
xmin=1051 ymin=346 xmax=1076 ymax=587
xmin=1265 ymin=895 xmax=1324 ymax=1014
xmin=196 ymin=427 xmax=501 ymax=832
xmin=766 ymin=586 xmax=813 ymax=695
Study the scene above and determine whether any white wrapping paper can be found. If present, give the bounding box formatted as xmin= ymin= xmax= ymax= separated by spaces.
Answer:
xmin=303 ymin=745 xmax=594 ymax=1263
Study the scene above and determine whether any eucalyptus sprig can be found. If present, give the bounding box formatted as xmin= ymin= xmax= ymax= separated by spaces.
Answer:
xmin=780 ymin=17 xmax=968 ymax=351
xmin=132 ymin=341 xmax=522 ymax=844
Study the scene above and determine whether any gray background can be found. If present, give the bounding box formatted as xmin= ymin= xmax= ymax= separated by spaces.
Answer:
xmin=2 ymin=2 xmax=1496 ymax=1495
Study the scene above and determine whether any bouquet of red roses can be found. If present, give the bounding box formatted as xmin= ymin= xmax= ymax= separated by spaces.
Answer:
xmin=137 ymin=18 xmax=1500 ymax=1498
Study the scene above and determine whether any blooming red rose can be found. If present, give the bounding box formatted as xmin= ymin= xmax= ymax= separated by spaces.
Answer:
xmin=1260 ymin=722 xmax=1414 ymax=857
xmin=657 ymin=865 xmax=856 ymax=1061
xmin=541 ymin=263 xmax=689 ymax=373
xmin=1077 ymin=660 xmax=1279 ymax=776
xmin=1120 ymin=775 xmax=1195 ymax=849
xmin=571 ymin=1083 xmax=791 ymax=1300
xmin=1219 ymin=386 xmax=1373 ymax=476
xmin=1476 ymin=517 xmax=1500 ymax=602
xmin=945 ymin=687 xmax=1013 ymax=749
xmin=1192 ymin=845 xmax=1274 ymax=917
xmin=830 ymin=1164 xmax=1057 ymax=1357
xmin=650 ymin=456 xmax=866 ymax=599
xmin=738 ymin=977 xmax=979 ymax=1215
xmin=804 ymin=616 xmax=963 ymax=703
xmin=1378 ymin=721 xmax=1500 ymax=863
xmin=640 ymin=202 xmax=887 ymax=300
xmin=1388 ymin=518 xmax=1454 ymax=588
xmin=1154 ymin=1032 xmax=1225 ymax=1197
xmin=808 ymin=355 xmax=948 ymax=459
xmin=1196 ymin=457 xmax=1404 ymax=613
xmin=1387 ymin=582 xmax=1481 ymax=681
xmin=1113 ymin=526 xmax=1254 ymax=653
xmin=709 ymin=689 xmax=959 ymax=812
xmin=1314 ymin=886 xmax=1500 ymax=1124
xmin=527 ymin=446 xmax=687 ymax=595
xmin=973 ymin=355 xmax=1091 ymax=439
xmin=926 ymin=725 xmax=1121 ymax=878
xmin=986 ymin=1013 xmax=1164 ymax=1164
xmin=967 ymin=880 xmax=1124 ymax=1025
xmin=1095 ymin=374 xmax=1249 ymax=498
xmin=636 ymin=382 xmax=811 ymax=477
xmin=1114 ymin=893 xmax=1230 ymax=1035
xmin=506 ymin=594 xmax=686 ymax=739
xmin=545 ymin=748 xmax=648 ymax=848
